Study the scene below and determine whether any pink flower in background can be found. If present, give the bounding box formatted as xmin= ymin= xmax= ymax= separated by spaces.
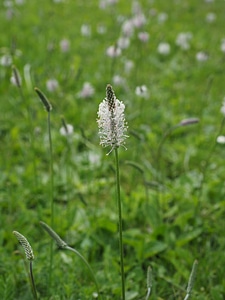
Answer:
xmin=132 ymin=13 xmax=146 ymax=28
xmin=106 ymin=45 xmax=121 ymax=57
xmin=59 ymin=38 xmax=70 ymax=53
xmin=78 ymin=82 xmax=95 ymax=99
xmin=46 ymin=78 xmax=59 ymax=92
xmin=138 ymin=32 xmax=149 ymax=43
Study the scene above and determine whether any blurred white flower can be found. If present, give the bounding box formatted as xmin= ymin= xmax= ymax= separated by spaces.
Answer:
xmin=99 ymin=0 xmax=118 ymax=8
xmin=97 ymin=24 xmax=107 ymax=34
xmin=46 ymin=78 xmax=59 ymax=92
xmin=78 ymin=82 xmax=95 ymax=98
xmin=60 ymin=124 xmax=74 ymax=136
xmin=220 ymin=39 xmax=225 ymax=53
xmin=3 ymin=0 xmax=13 ymax=7
xmin=124 ymin=59 xmax=134 ymax=74
xmin=206 ymin=12 xmax=216 ymax=23
xmin=0 ymin=54 xmax=12 ymax=66
xmin=157 ymin=42 xmax=171 ymax=55
xmin=112 ymin=75 xmax=126 ymax=86
xmin=106 ymin=45 xmax=121 ymax=57
xmin=158 ymin=12 xmax=168 ymax=23
xmin=59 ymin=38 xmax=70 ymax=53
xmin=175 ymin=32 xmax=192 ymax=50
xmin=135 ymin=85 xmax=149 ymax=98
xmin=132 ymin=1 xmax=142 ymax=15
xmin=117 ymin=36 xmax=130 ymax=49
xmin=138 ymin=32 xmax=149 ymax=43
xmin=88 ymin=151 xmax=101 ymax=167
xmin=97 ymin=84 xmax=128 ymax=154
xmin=10 ymin=67 xmax=22 ymax=87
xmin=220 ymin=98 xmax=225 ymax=116
xmin=217 ymin=136 xmax=225 ymax=144
xmin=121 ymin=19 xmax=134 ymax=37
xmin=15 ymin=0 xmax=25 ymax=5
xmin=81 ymin=24 xmax=91 ymax=37
xmin=196 ymin=51 xmax=208 ymax=62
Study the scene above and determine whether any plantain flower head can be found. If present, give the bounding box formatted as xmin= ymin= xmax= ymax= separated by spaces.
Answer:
xmin=97 ymin=84 xmax=128 ymax=154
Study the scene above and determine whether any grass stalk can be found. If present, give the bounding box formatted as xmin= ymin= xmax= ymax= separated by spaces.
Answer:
xmin=47 ymin=110 xmax=54 ymax=289
xmin=29 ymin=261 xmax=38 ymax=300
xmin=114 ymin=148 xmax=125 ymax=300
xmin=39 ymin=221 xmax=101 ymax=298
xmin=34 ymin=88 xmax=54 ymax=290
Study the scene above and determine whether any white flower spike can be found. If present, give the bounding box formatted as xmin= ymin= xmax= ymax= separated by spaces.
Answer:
xmin=97 ymin=84 xmax=128 ymax=154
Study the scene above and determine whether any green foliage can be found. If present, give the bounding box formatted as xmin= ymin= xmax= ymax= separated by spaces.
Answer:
xmin=1 ymin=0 xmax=225 ymax=299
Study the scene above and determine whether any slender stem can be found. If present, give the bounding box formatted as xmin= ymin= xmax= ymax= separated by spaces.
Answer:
xmin=47 ymin=111 xmax=54 ymax=289
xmin=114 ymin=148 xmax=125 ymax=300
xmin=65 ymin=246 xmax=100 ymax=297
xmin=29 ymin=261 xmax=38 ymax=300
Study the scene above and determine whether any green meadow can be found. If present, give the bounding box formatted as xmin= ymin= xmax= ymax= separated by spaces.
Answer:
xmin=1 ymin=0 xmax=225 ymax=299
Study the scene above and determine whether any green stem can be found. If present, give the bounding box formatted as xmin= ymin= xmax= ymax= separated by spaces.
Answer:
xmin=47 ymin=111 xmax=54 ymax=289
xmin=65 ymin=246 xmax=100 ymax=297
xmin=29 ymin=261 xmax=38 ymax=300
xmin=114 ymin=148 xmax=125 ymax=300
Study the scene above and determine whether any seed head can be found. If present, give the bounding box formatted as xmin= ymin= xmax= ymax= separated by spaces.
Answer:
xmin=97 ymin=84 xmax=128 ymax=154
xmin=13 ymin=231 xmax=34 ymax=261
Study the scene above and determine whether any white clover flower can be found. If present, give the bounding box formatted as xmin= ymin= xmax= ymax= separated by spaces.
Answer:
xmin=106 ymin=45 xmax=121 ymax=57
xmin=97 ymin=84 xmax=128 ymax=154
xmin=217 ymin=136 xmax=225 ymax=144
xmin=117 ymin=36 xmax=130 ymax=49
xmin=220 ymin=39 xmax=225 ymax=53
xmin=158 ymin=12 xmax=168 ymax=23
xmin=157 ymin=42 xmax=171 ymax=55
xmin=206 ymin=12 xmax=216 ymax=23
xmin=175 ymin=32 xmax=192 ymax=50
xmin=124 ymin=59 xmax=134 ymax=74
xmin=0 ymin=54 xmax=12 ymax=66
xmin=121 ymin=19 xmax=134 ymax=37
xmin=60 ymin=124 xmax=74 ymax=136
xmin=112 ymin=75 xmax=126 ymax=86
xmin=81 ymin=24 xmax=91 ymax=37
xmin=97 ymin=24 xmax=107 ymax=34
xmin=135 ymin=85 xmax=149 ymax=98
xmin=78 ymin=82 xmax=95 ymax=98
xmin=196 ymin=51 xmax=208 ymax=62
xmin=46 ymin=78 xmax=59 ymax=92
